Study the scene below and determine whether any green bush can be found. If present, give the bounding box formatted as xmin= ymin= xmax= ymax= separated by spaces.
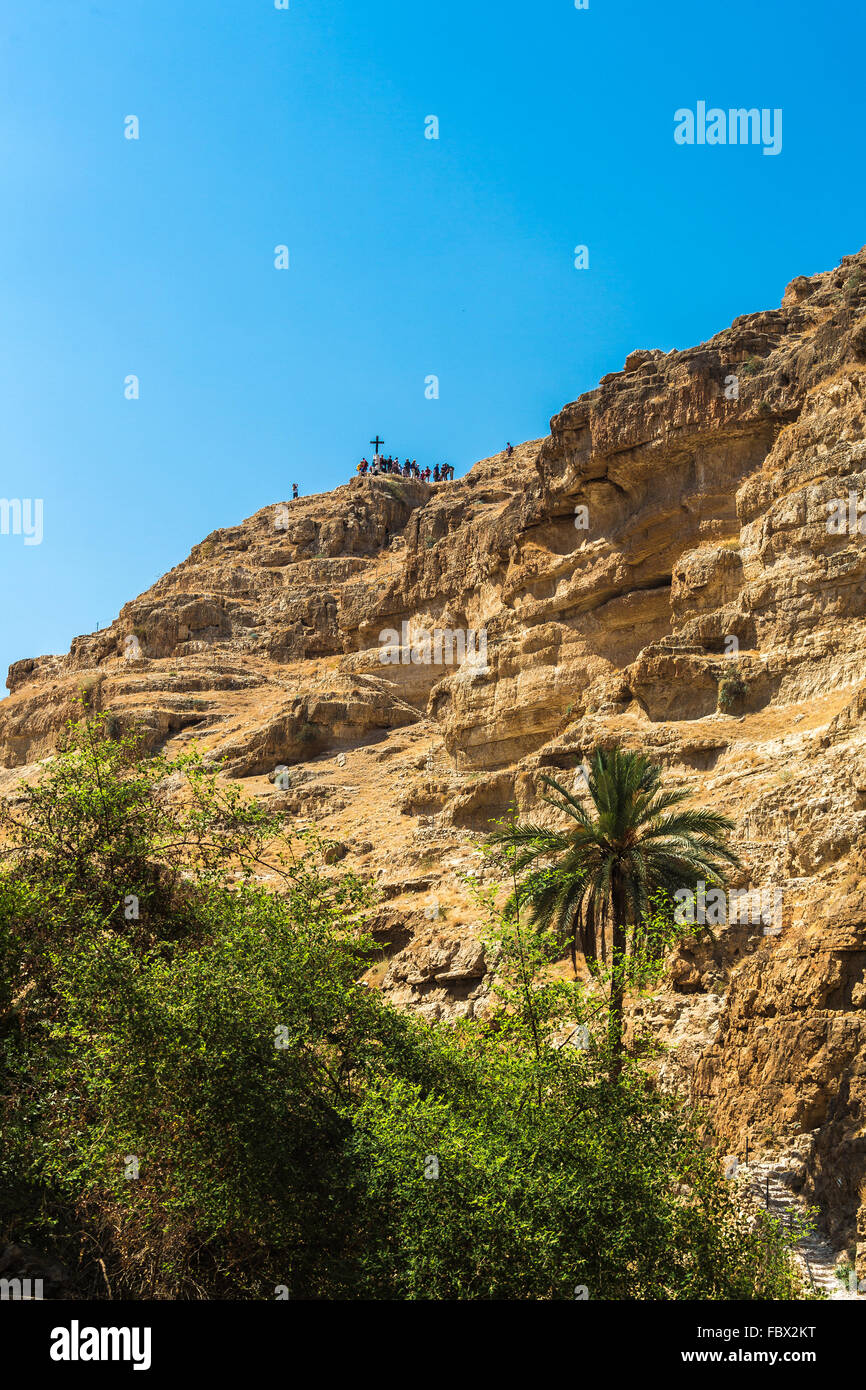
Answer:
xmin=103 ymin=710 xmax=122 ymax=740
xmin=718 ymin=673 xmax=748 ymax=712
xmin=77 ymin=674 xmax=103 ymax=710
xmin=0 ymin=719 xmax=805 ymax=1300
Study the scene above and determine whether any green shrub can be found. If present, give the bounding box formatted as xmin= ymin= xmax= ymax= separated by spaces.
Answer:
xmin=718 ymin=673 xmax=748 ymax=712
xmin=103 ymin=710 xmax=122 ymax=740
xmin=77 ymin=674 xmax=103 ymax=710
xmin=0 ymin=719 xmax=806 ymax=1301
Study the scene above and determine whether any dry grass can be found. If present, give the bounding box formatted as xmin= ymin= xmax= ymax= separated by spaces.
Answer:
xmin=805 ymin=362 xmax=866 ymax=398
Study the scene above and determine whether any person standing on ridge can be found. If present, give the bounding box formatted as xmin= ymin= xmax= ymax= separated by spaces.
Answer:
xmin=505 ymin=442 xmax=513 ymax=457
xmin=292 ymin=482 xmax=299 ymax=499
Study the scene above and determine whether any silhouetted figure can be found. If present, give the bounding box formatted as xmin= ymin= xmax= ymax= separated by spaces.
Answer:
xmin=433 ymin=463 xmax=440 ymax=481
xmin=292 ymin=482 xmax=299 ymax=499
xmin=505 ymin=442 xmax=513 ymax=457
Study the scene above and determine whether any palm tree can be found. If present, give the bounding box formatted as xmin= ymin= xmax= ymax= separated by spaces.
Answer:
xmin=489 ymin=745 xmax=741 ymax=1080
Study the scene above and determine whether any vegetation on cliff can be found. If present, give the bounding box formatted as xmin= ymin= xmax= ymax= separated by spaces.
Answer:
xmin=0 ymin=719 xmax=804 ymax=1299
xmin=488 ymin=747 xmax=740 ymax=1080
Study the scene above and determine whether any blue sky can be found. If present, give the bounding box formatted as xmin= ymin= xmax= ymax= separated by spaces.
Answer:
xmin=1 ymin=0 xmax=864 ymax=688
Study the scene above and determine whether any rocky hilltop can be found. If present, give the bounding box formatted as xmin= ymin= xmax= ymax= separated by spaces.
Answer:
xmin=4 ymin=248 xmax=866 ymax=1272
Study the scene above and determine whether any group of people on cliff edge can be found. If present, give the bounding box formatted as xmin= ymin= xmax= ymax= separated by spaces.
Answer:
xmin=356 ymin=456 xmax=454 ymax=482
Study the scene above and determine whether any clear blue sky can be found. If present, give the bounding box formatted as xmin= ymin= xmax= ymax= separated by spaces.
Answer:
xmin=1 ymin=0 xmax=864 ymax=689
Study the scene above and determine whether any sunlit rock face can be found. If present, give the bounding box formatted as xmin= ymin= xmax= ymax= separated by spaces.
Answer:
xmin=4 ymin=247 xmax=866 ymax=1263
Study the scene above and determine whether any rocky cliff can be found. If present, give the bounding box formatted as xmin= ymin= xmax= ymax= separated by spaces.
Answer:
xmin=4 ymin=247 xmax=866 ymax=1269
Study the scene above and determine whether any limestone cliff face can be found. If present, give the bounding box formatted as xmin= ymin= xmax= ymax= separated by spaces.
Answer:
xmin=4 ymin=247 xmax=866 ymax=1258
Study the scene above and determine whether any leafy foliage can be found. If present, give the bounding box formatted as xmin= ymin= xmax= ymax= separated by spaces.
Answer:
xmin=718 ymin=673 xmax=748 ymax=712
xmin=0 ymin=722 xmax=802 ymax=1300
xmin=487 ymin=747 xmax=740 ymax=1076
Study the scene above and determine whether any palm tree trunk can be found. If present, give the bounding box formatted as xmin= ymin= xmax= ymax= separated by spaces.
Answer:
xmin=608 ymin=877 xmax=628 ymax=1083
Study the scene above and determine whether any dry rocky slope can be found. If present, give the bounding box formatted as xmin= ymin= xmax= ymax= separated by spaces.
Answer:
xmin=4 ymin=248 xmax=866 ymax=1282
